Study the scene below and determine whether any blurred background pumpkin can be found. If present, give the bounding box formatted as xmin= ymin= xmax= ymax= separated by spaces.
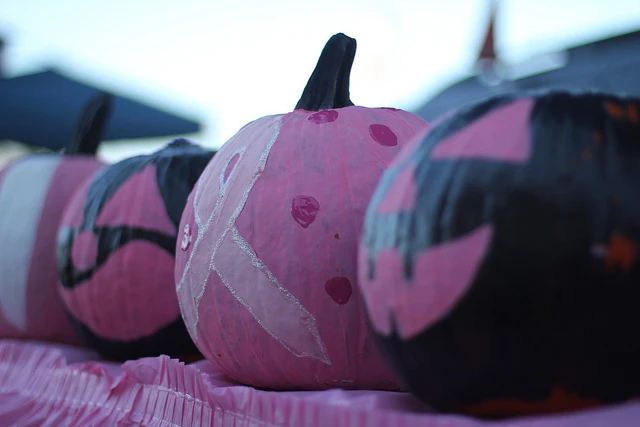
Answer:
xmin=56 ymin=139 xmax=215 ymax=361
xmin=0 ymin=93 xmax=109 ymax=344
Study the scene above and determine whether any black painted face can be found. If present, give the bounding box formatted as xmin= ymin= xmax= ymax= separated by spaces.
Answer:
xmin=361 ymin=91 xmax=640 ymax=414
xmin=57 ymin=138 xmax=215 ymax=290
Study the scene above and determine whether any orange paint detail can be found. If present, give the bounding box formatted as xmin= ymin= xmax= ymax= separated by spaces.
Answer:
xmin=605 ymin=102 xmax=639 ymax=123
xmin=605 ymin=234 xmax=637 ymax=273
xmin=606 ymin=102 xmax=625 ymax=119
xmin=629 ymin=103 xmax=639 ymax=123
xmin=592 ymin=131 xmax=603 ymax=144
xmin=461 ymin=386 xmax=605 ymax=419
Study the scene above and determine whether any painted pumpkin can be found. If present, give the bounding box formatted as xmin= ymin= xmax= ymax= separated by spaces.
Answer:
xmin=358 ymin=91 xmax=640 ymax=418
xmin=56 ymin=138 xmax=215 ymax=361
xmin=0 ymin=93 xmax=110 ymax=344
xmin=174 ymin=33 xmax=428 ymax=390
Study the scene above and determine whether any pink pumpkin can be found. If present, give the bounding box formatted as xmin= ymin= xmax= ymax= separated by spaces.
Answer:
xmin=56 ymin=138 xmax=215 ymax=361
xmin=0 ymin=94 xmax=110 ymax=344
xmin=175 ymin=33 xmax=429 ymax=390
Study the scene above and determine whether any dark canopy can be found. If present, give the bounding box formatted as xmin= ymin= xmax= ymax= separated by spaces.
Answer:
xmin=0 ymin=68 xmax=201 ymax=150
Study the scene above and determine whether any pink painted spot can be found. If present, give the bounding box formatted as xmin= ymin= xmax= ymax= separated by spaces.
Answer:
xmin=223 ymin=153 xmax=240 ymax=184
xmin=369 ymin=124 xmax=398 ymax=147
xmin=71 ymin=231 xmax=99 ymax=271
xmin=325 ymin=277 xmax=353 ymax=305
xmin=358 ymin=224 xmax=493 ymax=339
xmin=431 ymin=98 xmax=534 ymax=163
xmin=308 ymin=110 xmax=338 ymax=124
xmin=377 ymin=164 xmax=417 ymax=214
xmin=291 ymin=195 xmax=320 ymax=228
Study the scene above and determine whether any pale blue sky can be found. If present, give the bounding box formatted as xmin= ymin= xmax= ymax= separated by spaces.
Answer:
xmin=3 ymin=0 xmax=640 ymax=161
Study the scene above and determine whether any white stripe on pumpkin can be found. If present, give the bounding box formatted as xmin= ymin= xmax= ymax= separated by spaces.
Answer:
xmin=0 ymin=155 xmax=60 ymax=332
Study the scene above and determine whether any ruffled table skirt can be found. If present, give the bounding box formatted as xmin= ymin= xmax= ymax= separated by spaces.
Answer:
xmin=0 ymin=339 xmax=637 ymax=426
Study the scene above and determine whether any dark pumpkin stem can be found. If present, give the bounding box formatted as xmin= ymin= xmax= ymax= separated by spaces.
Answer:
xmin=64 ymin=92 xmax=113 ymax=155
xmin=295 ymin=33 xmax=356 ymax=111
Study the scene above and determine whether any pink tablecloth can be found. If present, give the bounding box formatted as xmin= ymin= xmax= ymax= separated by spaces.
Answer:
xmin=0 ymin=339 xmax=637 ymax=426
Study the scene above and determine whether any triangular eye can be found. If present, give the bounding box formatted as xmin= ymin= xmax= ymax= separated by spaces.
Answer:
xmin=430 ymin=98 xmax=533 ymax=163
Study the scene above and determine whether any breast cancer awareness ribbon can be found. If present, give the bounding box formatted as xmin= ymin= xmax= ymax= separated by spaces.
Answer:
xmin=177 ymin=116 xmax=331 ymax=365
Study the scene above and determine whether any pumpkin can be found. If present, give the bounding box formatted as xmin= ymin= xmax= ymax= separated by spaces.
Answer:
xmin=56 ymin=138 xmax=215 ymax=361
xmin=358 ymin=91 xmax=640 ymax=418
xmin=0 ymin=93 xmax=110 ymax=344
xmin=174 ymin=33 xmax=428 ymax=390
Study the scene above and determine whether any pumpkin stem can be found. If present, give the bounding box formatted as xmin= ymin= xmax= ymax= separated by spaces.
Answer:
xmin=64 ymin=92 xmax=113 ymax=155
xmin=295 ymin=33 xmax=356 ymax=111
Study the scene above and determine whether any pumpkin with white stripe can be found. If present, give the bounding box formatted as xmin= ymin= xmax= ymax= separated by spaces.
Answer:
xmin=0 ymin=94 xmax=110 ymax=344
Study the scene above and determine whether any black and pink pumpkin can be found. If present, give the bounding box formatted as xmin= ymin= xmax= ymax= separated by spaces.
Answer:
xmin=56 ymin=138 xmax=215 ymax=361
xmin=358 ymin=91 xmax=640 ymax=418
xmin=0 ymin=93 xmax=110 ymax=345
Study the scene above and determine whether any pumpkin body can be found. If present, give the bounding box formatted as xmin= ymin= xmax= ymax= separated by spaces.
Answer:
xmin=57 ymin=139 xmax=214 ymax=361
xmin=176 ymin=106 xmax=428 ymax=389
xmin=0 ymin=154 xmax=104 ymax=344
xmin=358 ymin=91 xmax=640 ymax=417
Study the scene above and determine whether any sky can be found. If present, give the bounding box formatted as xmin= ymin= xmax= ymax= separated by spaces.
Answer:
xmin=2 ymin=0 xmax=640 ymax=162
